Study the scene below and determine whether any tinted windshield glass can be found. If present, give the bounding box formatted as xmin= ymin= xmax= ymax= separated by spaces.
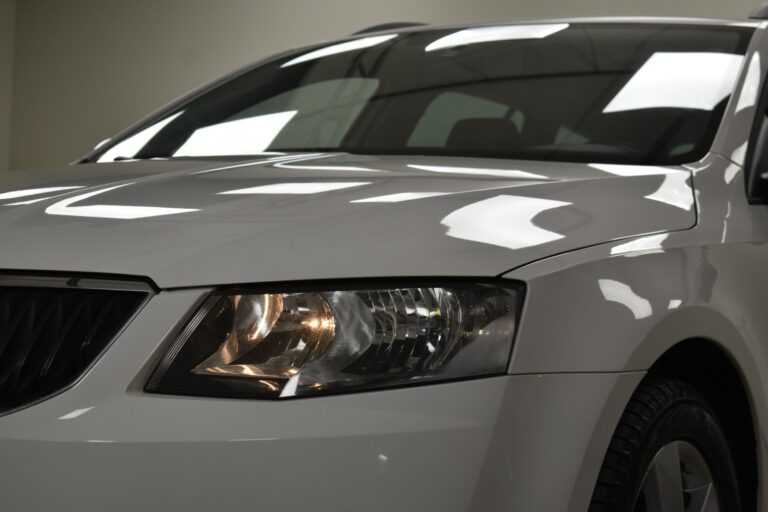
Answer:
xmin=95 ymin=23 xmax=753 ymax=165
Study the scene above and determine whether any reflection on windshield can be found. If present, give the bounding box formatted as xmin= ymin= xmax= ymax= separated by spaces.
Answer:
xmin=425 ymin=24 xmax=569 ymax=51
xmin=98 ymin=112 xmax=184 ymax=163
xmin=441 ymin=195 xmax=571 ymax=249
xmin=282 ymin=34 xmax=398 ymax=67
xmin=174 ymin=111 xmax=297 ymax=157
xmin=603 ymin=52 xmax=744 ymax=113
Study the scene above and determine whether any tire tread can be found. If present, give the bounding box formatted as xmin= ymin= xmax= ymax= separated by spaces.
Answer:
xmin=589 ymin=378 xmax=705 ymax=512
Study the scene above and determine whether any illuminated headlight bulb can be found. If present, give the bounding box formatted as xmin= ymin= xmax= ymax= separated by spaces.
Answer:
xmin=193 ymin=293 xmax=336 ymax=379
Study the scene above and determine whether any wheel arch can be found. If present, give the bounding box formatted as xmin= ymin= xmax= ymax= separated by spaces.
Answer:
xmin=648 ymin=338 xmax=759 ymax=511
xmin=574 ymin=306 xmax=767 ymax=512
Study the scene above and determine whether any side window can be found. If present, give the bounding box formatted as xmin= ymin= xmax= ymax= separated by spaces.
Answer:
xmin=407 ymin=92 xmax=511 ymax=147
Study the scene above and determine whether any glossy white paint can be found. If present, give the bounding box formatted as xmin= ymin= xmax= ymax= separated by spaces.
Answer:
xmin=0 ymin=15 xmax=767 ymax=512
xmin=0 ymin=156 xmax=694 ymax=288
xmin=0 ymin=287 xmax=644 ymax=511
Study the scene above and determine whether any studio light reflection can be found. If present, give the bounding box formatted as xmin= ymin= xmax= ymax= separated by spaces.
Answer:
xmin=0 ymin=186 xmax=84 ymax=201
xmin=644 ymin=173 xmax=694 ymax=211
xmin=610 ymin=234 xmax=669 ymax=256
xmin=589 ymin=164 xmax=674 ymax=177
xmin=46 ymin=184 xmax=199 ymax=220
xmin=603 ymin=52 xmax=744 ymax=113
xmin=425 ymin=24 xmax=569 ymax=52
xmin=408 ymin=164 xmax=547 ymax=180
xmin=4 ymin=196 xmax=57 ymax=206
xmin=193 ymin=154 xmax=319 ymax=175
xmin=724 ymin=164 xmax=741 ymax=184
xmin=351 ymin=192 xmax=448 ymax=203
xmin=732 ymin=141 xmax=748 ymax=166
xmin=58 ymin=407 xmax=94 ymax=420
xmin=668 ymin=299 xmax=683 ymax=309
xmin=736 ymin=53 xmax=761 ymax=112
xmin=441 ymin=195 xmax=571 ymax=250
xmin=282 ymin=34 xmax=398 ymax=67
xmin=598 ymin=279 xmax=652 ymax=319
xmin=98 ymin=111 xmax=184 ymax=162
xmin=174 ymin=111 xmax=298 ymax=157
xmin=93 ymin=138 xmax=111 ymax=150
xmin=220 ymin=182 xmax=370 ymax=195
xmin=274 ymin=154 xmax=381 ymax=172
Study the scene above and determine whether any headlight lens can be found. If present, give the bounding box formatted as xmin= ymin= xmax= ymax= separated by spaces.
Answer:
xmin=147 ymin=282 xmax=523 ymax=398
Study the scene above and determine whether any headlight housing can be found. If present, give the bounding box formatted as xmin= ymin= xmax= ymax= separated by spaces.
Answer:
xmin=147 ymin=281 xmax=523 ymax=399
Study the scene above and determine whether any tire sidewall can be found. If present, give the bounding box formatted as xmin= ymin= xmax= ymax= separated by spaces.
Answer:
xmin=626 ymin=398 xmax=741 ymax=511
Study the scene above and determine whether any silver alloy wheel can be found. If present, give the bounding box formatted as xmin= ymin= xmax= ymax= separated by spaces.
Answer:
xmin=634 ymin=441 xmax=719 ymax=512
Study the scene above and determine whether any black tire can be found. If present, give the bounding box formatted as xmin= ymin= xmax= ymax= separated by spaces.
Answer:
xmin=589 ymin=377 xmax=742 ymax=512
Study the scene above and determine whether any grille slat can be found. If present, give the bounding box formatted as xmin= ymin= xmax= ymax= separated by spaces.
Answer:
xmin=0 ymin=296 xmax=41 ymax=389
xmin=0 ymin=285 xmax=147 ymax=413
xmin=0 ymin=294 xmax=35 ymax=362
xmin=7 ymin=294 xmax=61 ymax=396
xmin=39 ymin=295 xmax=92 ymax=380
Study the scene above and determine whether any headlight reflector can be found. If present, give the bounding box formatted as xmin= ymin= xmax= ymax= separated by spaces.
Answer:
xmin=147 ymin=282 xmax=523 ymax=398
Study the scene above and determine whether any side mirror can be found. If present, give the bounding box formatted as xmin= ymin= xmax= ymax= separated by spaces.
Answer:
xmin=746 ymin=112 xmax=768 ymax=202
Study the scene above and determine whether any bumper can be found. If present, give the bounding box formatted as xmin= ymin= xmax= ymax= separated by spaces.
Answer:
xmin=0 ymin=289 xmax=642 ymax=511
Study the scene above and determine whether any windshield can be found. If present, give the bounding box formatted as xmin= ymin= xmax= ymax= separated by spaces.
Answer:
xmin=93 ymin=23 xmax=753 ymax=165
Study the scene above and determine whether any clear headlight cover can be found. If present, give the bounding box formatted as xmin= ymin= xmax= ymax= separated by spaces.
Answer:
xmin=147 ymin=282 xmax=523 ymax=399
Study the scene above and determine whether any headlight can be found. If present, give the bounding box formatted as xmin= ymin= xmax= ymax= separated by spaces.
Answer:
xmin=147 ymin=281 xmax=523 ymax=399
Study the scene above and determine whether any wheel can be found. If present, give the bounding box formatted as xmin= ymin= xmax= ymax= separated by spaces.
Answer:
xmin=589 ymin=378 xmax=742 ymax=512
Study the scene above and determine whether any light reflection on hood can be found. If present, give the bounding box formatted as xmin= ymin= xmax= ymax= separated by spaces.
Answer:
xmin=408 ymin=164 xmax=548 ymax=180
xmin=440 ymin=195 xmax=571 ymax=250
xmin=219 ymin=182 xmax=370 ymax=195
xmin=45 ymin=184 xmax=199 ymax=220
xmin=351 ymin=192 xmax=449 ymax=203
xmin=0 ymin=186 xmax=84 ymax=201
xmin=589 ymin=163 xmax=675 ymax=177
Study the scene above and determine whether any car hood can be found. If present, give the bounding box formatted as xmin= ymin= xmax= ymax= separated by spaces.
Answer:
xmin=0 ymin=153 xmax=695 ymax=288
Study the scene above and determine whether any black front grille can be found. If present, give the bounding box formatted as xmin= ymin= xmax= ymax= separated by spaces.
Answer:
xmin=0 ymin=285 xmax=148 ymax=413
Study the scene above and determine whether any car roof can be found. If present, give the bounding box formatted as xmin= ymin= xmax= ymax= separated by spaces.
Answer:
xmin=355 ymin=17 xmax=762 ymax=37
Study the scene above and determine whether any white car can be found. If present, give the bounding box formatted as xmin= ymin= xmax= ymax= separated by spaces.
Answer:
xmin=1 ymin=14 xmax=767 ymax=512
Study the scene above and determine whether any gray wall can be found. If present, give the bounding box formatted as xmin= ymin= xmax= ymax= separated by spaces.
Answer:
xmin=4 ymin=0 xmax=767 ymax=169
xmin=0 ymin=0 xmax=15 ymax=171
